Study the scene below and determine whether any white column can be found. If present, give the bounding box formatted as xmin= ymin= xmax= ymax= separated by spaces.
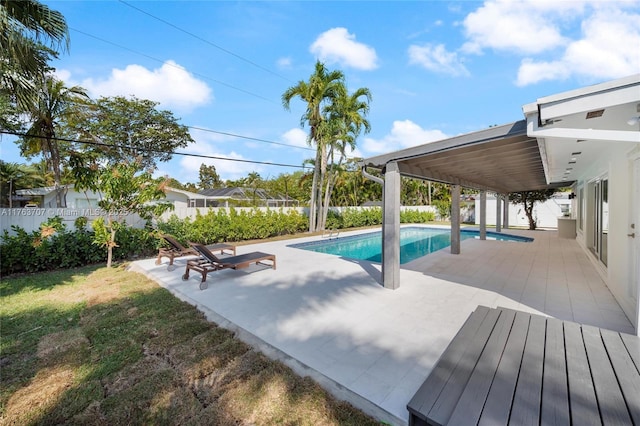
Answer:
xmin=382 ymin=162 xmax=401 ymax=289
xmin=451 ymin=185 xmax=461 ymax=254
xmin=503 ymin=194 xmax=510 ymax=229
xmin=480 ymin=191 xmax=487 ymax=240
xmin=495 ymin=193 xmax=502 ymax=233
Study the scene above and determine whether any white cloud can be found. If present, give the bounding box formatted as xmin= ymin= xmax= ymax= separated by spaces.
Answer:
xmin=456 ymin=1 xmax=639 ymax=85
xmin=74 ymin=61 xmax=212 ymax=113
xmin=310 ymin=27 xmax=378 ymax=70
xmin=408 ymin=44 xmax=469 ymax=76
xmin=277 ymin=57 xmax=293 ymax=69
xmin=516 ymin=60 xmax=569 ymax=86
xmin=362 ymin=120 xmax=447 ymax=155
xmin=461 ymin=0 xmax=578 ymax=55
xmin=516 ymin=7 xmax=640 ymax=86
xmin=281 ymin=128 xmax=308 ymax=148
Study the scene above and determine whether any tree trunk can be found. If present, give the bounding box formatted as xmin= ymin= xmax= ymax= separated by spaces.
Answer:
xmin=315 ymin=143 xmax=327 ymax=231
xmin=321 ymin=170 xmax=336 ymax=229
xmin=524 ymin=199 xmax=536 ymax=230
xmin=107 ymin=227 xmax=116 ymax=267
xmin=308 ymin=152 xmax=320 ymax=232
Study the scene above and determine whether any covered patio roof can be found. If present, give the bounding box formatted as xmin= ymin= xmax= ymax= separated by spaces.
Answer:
xmin=363 ymin=74 xmax=639 ymax=194
xmin=362 ymin=120 xmax=565 ymax=194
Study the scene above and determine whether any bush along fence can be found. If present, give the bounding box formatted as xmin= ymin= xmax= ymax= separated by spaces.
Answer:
xmin=1 ymin=207 xmax=437 ymax=276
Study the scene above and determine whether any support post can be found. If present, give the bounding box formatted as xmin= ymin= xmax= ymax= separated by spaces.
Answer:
xmin=503 ymin=194 xmax=509 ymax=229
xmin=382 ymin=162 xmax=401 ymax=289
xmin=451 ymin=184 xmax=461 ymax=254
xmin=495 ymin=193 xmax=502 ymax=233
xmin=479 ymin=191 xmax=487 ymax=240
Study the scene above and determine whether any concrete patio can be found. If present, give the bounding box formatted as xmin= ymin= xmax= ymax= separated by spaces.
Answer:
xmin=130 ymin=226 xmax=635 ymax=425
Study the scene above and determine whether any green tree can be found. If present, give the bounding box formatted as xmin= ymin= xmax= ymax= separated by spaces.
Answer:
xmin=198 ymin=163 xmax=222 ymax=189
xmin=75 ymin=96 xmax=194 ymax=171
xmin=0 ymin=0 xmax=67 ymax=109
xmin=18 ymin=74 xmax=88 ymax=207
xmin=282 ymin=61 xmax=345 ymax=232
xmin=319 ymin=86 xmax=371 ymax=226
xmin=0 ymin=160 xmax=44 ymax=207
xmin=75 ymin=161 xmax=173 ymax=267
xmin=509 ymin=189 xmax=556 ymax=230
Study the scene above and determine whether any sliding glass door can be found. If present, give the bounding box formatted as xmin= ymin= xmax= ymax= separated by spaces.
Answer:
xmin=593 ymin=178 xmax=608 ymax=266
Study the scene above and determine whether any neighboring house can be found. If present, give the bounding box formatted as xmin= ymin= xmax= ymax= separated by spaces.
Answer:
xmin=363 ymin=74 xmax=640 ymax=334
xmin=13 ymin=185 xmax=207 ymax=209
xmin=198 ymin=187 xmax=299 ymax=207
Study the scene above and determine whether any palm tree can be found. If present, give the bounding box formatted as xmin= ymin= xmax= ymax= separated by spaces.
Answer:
xmin=319 ymin=86 xmax=371 ymax=228
xmin=0 ymin=0 xmax=69 ymax=109
xmin=282 ymin=61 xmax=345 ymax=232
xmin=0 ymin=160 xmax=44 ymax=207
xmin=20 ymin=74 xmax=88 ymax=207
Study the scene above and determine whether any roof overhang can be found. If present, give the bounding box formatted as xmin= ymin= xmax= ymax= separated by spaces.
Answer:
xmin=363 ymin=120 xmax=565 ymax=194
xmin=523 ymin=74 xmax=640 ymax=184
xmin=363 ymin=74 xmax=639 ymax=193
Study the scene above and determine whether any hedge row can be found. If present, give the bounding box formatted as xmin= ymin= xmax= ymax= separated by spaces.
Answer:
xmin=156 ymin=208 xmax=309 ymax=245
xmin=1 ymin=208 xmax=437 ymax=276
xmin=0 ymin=218 xmax=157 ymax=276
xmin=326 ymin=207 xmax=436 ymax=229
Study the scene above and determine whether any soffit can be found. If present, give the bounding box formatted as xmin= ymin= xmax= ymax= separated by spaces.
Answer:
xmin=363 ymin=121 xmax=564 ymax=193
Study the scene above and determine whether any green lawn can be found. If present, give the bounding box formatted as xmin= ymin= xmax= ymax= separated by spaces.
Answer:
xmin=0 ymin=265 xmax=380 ymax=425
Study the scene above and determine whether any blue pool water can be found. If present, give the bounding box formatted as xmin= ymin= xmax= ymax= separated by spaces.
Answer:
xmin=288 ymin=227 xmax=533 ymax=264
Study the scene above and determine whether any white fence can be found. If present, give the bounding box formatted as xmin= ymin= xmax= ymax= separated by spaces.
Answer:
xmin=474 ymin=197 xmax=571 ymax=229
xmin=0 ymin=205 xmax=441 ymax=236
xmin=0 ymin=208 xmax=146 ymax=235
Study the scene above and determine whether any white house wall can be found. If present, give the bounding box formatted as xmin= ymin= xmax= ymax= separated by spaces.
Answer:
xmin=574 ymin=144 xmax=640 ymax=332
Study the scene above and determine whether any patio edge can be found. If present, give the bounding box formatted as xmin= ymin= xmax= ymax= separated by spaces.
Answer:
xmin=128 ymin=262 xmax=406 ymax=426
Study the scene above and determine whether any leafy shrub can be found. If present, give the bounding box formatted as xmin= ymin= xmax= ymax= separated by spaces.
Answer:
xmin=433 ymin=200 xmax=451 ymax=220
xmin=400 ymin=209 xmax=436 ymax=223
xmin=0 ymin=221 xmax=157 ymax=276
xmin=156 ymin=208 xmax=307 ymax=244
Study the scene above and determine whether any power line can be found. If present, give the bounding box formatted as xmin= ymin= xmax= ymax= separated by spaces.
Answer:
xmin=0 ymin=130 xmax=309 ymax=170
xmin=118 ymin=0 xmax=292 ymax=83
xmin=187 ymin=126 xmax=314 ymax=151
xmin=69 ymin=27 xmax=278 ymax=104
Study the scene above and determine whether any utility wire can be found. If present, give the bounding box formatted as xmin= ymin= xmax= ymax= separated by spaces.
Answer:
xmin=69 ymin=27 xmax=278 ymax=104
xmin=118 ymin=0 xmax=292 ymax=83
xmin=187 ymin=126 xmax=314 ymax=151
xmin=1 ymin=130 xmax=309 ymax=170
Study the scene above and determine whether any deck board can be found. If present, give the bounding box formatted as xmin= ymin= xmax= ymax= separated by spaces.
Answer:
xmin=600 ymin=329 xmax=640 ymax=425
xmin=426 ymin=308 xmax=500 ymax=425
xmin=447 ymin=309 xmax=516 ymax=425
xmin=541 ymin=318 xmax=570 ymax=426
xmin=509 ymin=314 xmax=545 ymax=426
xmin=564 ymin=321 xmax=600 ymax=426
xmin=478 ymin=311 xmax=530 ymax=426
xmin=407 ymin=306 xmax=640 ymax=426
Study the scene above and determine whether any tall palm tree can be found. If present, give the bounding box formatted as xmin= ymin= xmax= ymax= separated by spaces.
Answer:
xmin=20 ymin=74 xmax=88 ymax=207
xmin=282 ymin=61 xmax=344 ymax=232
xmin=319 ymin=86 xmax=371 ymax=228
xmin=0 ymin=0 xmax=69 ymax=109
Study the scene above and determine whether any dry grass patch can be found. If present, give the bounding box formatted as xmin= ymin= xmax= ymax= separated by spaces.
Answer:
xmin=1 ymin=265 xmax=381 ymax=425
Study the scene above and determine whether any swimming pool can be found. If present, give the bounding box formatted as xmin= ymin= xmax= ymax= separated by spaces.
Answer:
xmin=288 ymin=226 xmax=533 ymax=264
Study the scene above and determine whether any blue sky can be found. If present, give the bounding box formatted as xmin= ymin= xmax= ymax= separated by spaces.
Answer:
xmin=2 ymin=0 xmax=639 ymax=185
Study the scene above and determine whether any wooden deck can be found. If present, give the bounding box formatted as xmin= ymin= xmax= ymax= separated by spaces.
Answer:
xmin=407 ymin=306 xmax=640 ymax=426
